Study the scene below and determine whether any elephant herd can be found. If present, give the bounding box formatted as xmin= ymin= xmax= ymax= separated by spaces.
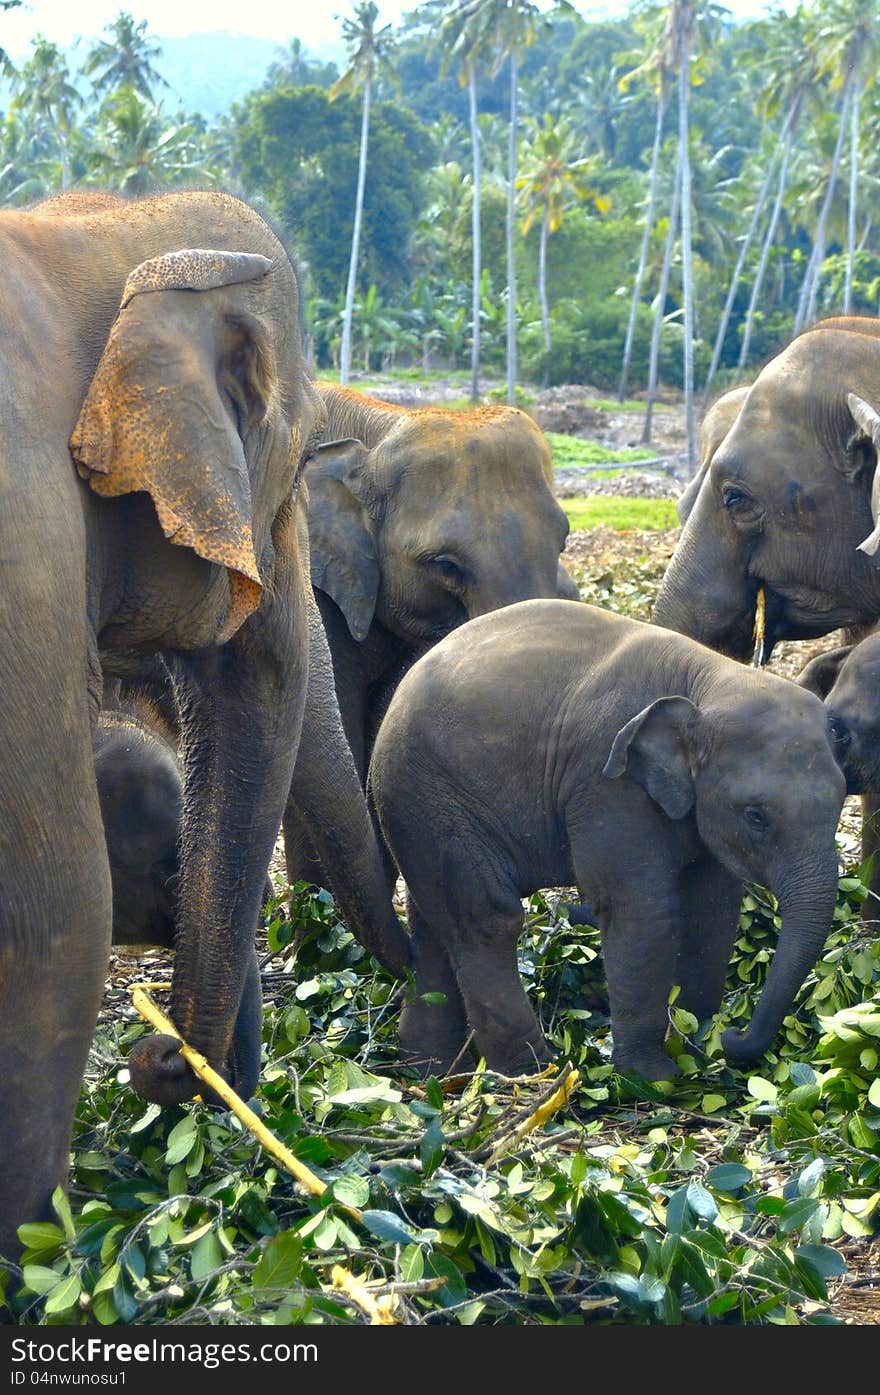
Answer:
xmin=2 ymin=191 xmax=880 ymax=1259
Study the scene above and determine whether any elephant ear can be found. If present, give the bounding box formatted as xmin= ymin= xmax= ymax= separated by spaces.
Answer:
xmin=796 ymin=645 xmax=852 ymax=699
xmin=306 ymin=438 xmax=380 ymax=643
xmin=70 ymin=249 xmax=275 ymax=643
xmin=845 ymin=393 xmax=880 ymax=556
xmin=603 ymin=695 xmax=699 ymax=820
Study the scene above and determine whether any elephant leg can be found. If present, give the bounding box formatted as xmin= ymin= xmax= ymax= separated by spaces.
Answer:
xmin=439 ymin=874 xmax=551 ymax=1076
xmin=398 ymin=896 xmax=470 ymax=1076
xmin=598 ymin=890 xmax=681 ymax=1080
xmin=0 ymin=571 xmax=110 ymax=1254
xmin=281 ymin=591 xmax=410 ymax=977
xmin=861 ymin=793 xmax=880 ymax=924
xmin=674 ymin=857 xmax=743 ymax=1021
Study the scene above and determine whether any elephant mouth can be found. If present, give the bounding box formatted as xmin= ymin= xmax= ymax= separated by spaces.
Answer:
xmin=747 ymin=583 xmax=855 ymax=665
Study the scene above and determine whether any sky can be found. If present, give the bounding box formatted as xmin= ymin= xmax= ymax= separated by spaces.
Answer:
xmin=1 ymin=0 xmax=795 ymax=59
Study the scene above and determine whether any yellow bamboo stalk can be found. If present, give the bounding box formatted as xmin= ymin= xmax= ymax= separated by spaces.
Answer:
xmin=484 ymin=1068 xmax=581 ymax=1166
xmin=130 ymin=984 xmax=354 ymax=1216
xmin=331 ymin=1266 xmax=397 ymax=1325
xmin=751 ymin=585 xmax=766 ymax=668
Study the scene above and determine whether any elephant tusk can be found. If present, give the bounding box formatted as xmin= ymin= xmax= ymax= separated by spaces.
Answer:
xmin=751 ymin=586 xmax=766 ymax=668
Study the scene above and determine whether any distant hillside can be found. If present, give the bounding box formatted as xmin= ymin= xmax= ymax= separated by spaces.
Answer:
xmin=140 ymin=32 xmax=278 ymax=120
xmin=0 ymin=30 xmax=344 ymax=125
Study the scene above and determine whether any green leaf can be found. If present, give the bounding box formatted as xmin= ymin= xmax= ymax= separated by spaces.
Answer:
xmin=362 ymin=1210 xmax=428 ymax=1246
xmin=190 ymin=1229 xmax=223 ymax=1282
xmin=165 ymin=1115 xmax=198 ymax=1165
xmin=332 ymin=1174 xmax=371 ymax=1209
xmin=794 ymin=1244 xmax=847 ymax=1280
xmin=253 ymin=1232 xmax=303 ymax=1291
xmin=420 ymin=1119 xmax=445 ymax=1178
xmin=701 ymin=1094 xmax=727 ymax=1114
xmin=17 ymin=1223 xmax=64 ymax=1259
xmin=686 ymin=1182 xmax=718 ymax=1225
xmin=44 ymin=1273 xmax=82 ymax=1315
xmin=51 ymin=1187 xmax=76 ymax=1244
xmin=21 ymin=1265 xmax=64 ymax=1297
xmin=705 ymin=1164 xmax=751 ymax=1194
xmin=868 ymin=1078 xmax=880 ymax=1109
xmin=778 ymin=1197 xmax=820 ymax=1235
xmin=747 ymin=1076 xmax=778 ymax=1103
xmin=425 ymin=1077 xmax=445 ymax=1111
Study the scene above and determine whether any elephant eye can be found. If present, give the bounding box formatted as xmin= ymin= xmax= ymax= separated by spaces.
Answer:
xmin=429 ymin=555 xmax=467 ymax=587
xmin=828 ymin=716 xmax=851 ymax=756
xmin=743 ymin=805 xmax=768 ymax=830
xmin=722 ymin=484 xmax=750 ymax=510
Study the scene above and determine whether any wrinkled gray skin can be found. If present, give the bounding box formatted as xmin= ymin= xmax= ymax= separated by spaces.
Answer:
xmin=284 ymin=383 xmax=577 ymax=892
xmin=0 ymin=191 xmax=325 ymax=1255
xmin=655 ymin=318 xmax=880 ymax=915
xmin=94 ymin=689 xmax=182 ymax=950
xmin=676 ymin=385 xmax=751 ymax=527
xmin=655 ymin=317 xmax=880 ymax=659
xmin=369 ymin=600 xmax=844 ymax=1080
xmin=798 ymin=627 xmax=880 ymax=797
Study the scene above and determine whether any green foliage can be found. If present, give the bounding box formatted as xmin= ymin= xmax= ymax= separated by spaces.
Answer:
xmin=6 ymin=869 xmax=878 ymax=1326
xmin=232 ymin=86 xmax=434 ymax=307
xmin=546 ymin=434 xmax=655 ymax=468
xmin=562 ymin=497 xmax=680 ymax=533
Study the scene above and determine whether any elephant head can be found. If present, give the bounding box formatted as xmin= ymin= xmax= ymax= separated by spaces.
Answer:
xmin=306 ymin=389 xmax=572 ymax=646
xmin=798 ymin=626 xmax=880 ymax=795
xmin=654 ymin=318 xmax=880 ymax=660
xmin=605 ymin=680 xmax=845 ymax=1065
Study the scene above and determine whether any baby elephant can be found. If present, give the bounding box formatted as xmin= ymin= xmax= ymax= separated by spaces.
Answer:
xmin=369 ymin=600 xmax=845 ymax=1080
xmin=93 ymin=691 xmax=182 ymax=949
xmin=797 ymin=630 xmax=880 ymax=795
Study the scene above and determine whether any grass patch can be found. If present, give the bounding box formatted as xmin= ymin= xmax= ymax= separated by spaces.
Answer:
xmin=547 ymin=433 xmax=655 ymax=469
xmin=562 ymin=495 xmax=679 ymax=532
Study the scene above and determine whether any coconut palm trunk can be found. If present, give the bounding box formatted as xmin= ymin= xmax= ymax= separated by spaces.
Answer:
xmin=736 ymin=120 xmax=794 ymax=377
xmin=506 ymin=46 xmax=518 ymax=405
xmin=619 ymin=84 xmax=667 ymax=403
xmin=702 ymin=105 xmax=796 ymax=402
xmin=340 ymin=72 xmax=371 ymax=387
xmin=468 ymin=62 xmax=482 ymax=402
xmin=794 ymin=72 xmax=853 ymax=333
xmin=642 ymin=155 xmax=682 ymax=446
xmin=677 ymin=8 xmax=695 ymax=474
xmin=844 ymin=70 xmax=861 ymax=315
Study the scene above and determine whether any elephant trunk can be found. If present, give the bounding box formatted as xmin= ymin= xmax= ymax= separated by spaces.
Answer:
xmin=128 ymin=567 xmax=308 ymax=1105
xmin=652 ymin=498 xmax=757 ymax=661
xmin=721 ymin=860 xmax=838 ymax=1067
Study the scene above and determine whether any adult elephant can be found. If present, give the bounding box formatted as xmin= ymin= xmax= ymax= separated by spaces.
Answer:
xmin=0 ymin=191 xmax=403 ymax=1257
xmin=654 ymin=317 xmax=880 ymax=658
xmin=283 ymin=384 xmax=575 ymax=887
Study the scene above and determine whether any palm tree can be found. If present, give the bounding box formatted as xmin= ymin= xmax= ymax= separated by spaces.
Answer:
xmin=642 ymin=157 xmax=682 ymax=447
xmin=617 ymin=11 xmax=674 ymax=403
xmin=330 ymin=2 xmax=396 ymax=387
xmin=11 ymin=37 xmax=81 ymax=190
xmin=430 ymin=0 xmax=496 ymax=401
xmin=706 ymin=4 xmax=817 ymax=393
xmin=814 ymin=0 xmax=880 ymax=316
xmin=82 ymin=11 xmax=168 ymax=103
xmin=88 ymin=87 xmax=199 ymax=194
xmin=517 ymin=115 xmax=607 ymax=386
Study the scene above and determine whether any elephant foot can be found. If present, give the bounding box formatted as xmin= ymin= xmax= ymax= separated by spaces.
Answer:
xmin=720 ymin=1025 xmax=766 ymax=1068
xmin=128 ymin=1033 xmax=203 ymax=1105
xmin=612 ymin=1048 xmax=679 ymax=1082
